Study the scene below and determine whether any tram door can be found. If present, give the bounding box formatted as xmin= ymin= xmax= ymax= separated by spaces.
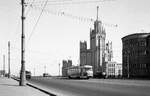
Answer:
xmin=80 ymin=68 xmax=86 ymax=77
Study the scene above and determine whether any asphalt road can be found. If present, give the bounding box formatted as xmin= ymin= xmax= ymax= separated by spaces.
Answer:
xmin=28 ymin=77 xmax=150 ymax=96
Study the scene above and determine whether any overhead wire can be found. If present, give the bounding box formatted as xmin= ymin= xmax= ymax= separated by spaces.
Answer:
xmin=26 ymin=0 xmax=117 ymax=44
xmin=30 ymin=5 xmax=117 ymax=27
xmin=27 ymin=0 xmax=114 ymax=6
xmin=25 ymin=0 xmax=30 ymax=3
xmin=27 ymin=0 xmax=49 ymax=44
xmin=18 ymin=0 xmax=117 ymax=69
xmin=32 ymin=5 xmax=94 ymax=21
xmin=25 ymin=0 xmax=117 ymax=27
xmin=26 ymin=0 xmax=111 ymax=14
xmin=9 ymin=18 xmax=21 ymax=42
xmin=25 ymin=0 xmax=36 ymax=17
xmin=46 ymin=0 xmax=115 ymax=5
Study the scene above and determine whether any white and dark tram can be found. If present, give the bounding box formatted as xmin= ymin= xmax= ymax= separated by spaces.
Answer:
xmin=67 ymin=65 xmax=93 ymax=79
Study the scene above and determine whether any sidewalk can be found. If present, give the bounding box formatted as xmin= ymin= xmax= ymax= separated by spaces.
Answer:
xmin=0 ymin=77 xmax=48 ymax=96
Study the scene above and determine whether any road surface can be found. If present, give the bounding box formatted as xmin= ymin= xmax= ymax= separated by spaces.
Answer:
xmin=28 ymin=77 xmax=150 ymax=96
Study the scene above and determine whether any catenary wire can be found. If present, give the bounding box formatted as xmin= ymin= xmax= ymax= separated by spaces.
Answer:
xmin=30 ymin=5 xmax=117 ymax=27
xmin=27 ymin=0 xmax=114 ymax=5
xmin=27 ymin=0 xmax=49 ymax=44
xmin=25 ymin=0 xmax=36 ymax=17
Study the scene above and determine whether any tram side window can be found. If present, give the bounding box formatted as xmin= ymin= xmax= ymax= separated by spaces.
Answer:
xmin=85 ymin=68 xmax=92 ymax=71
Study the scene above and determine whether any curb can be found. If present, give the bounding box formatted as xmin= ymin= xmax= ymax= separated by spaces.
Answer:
xmin=12 ymin=77 xmax=56 ymax=96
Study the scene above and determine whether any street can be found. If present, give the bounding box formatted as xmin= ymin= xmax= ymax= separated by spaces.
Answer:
xmin=28 ymin=77 xmax=150 ymax=96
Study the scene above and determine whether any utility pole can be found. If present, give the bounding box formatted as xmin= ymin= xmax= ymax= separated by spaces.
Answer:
xmin=59 ymin=63 xmax=60 ymax=76
xmin=19 ymin=0 xmax=26 ymax=86
xmin=3 ymin=55 xmax=5 ymax=77
xmin=44 ymin=65 xmax=46 ymax=73
xmin=8 ymin=41 xmax=10 ymax=78
xmin=33 ymin=68 xmax=35 ymax=76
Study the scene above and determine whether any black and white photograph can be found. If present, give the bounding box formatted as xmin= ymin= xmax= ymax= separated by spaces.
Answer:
xmin=0 ymin=0 xmax=150 ymax=96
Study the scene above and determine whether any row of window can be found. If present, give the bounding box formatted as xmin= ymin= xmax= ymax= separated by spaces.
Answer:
xmin=107 ymin=64 xmax=115 ymax=67
xmin=123 ymin=39 xmax=147 ymax=47
xmin=107 ymin=68 xmax=115 ymax=73
xmin=68 ymin=68 xmax=80 ymax=73
xmin=129 ymin=63 xmax=147 ymax=68
xmin=123 ymin=50 xmax=149 ymax=56
xmin=129 ymin=69 xmax=150 ymax=74
xmin=123 ymin=63 xmax=150 ymax=69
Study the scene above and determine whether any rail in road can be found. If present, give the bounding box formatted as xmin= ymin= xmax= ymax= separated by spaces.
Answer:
xmin=28 ymin=76 xmax=150 ymax=96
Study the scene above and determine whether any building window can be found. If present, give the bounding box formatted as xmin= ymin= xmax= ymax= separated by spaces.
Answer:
xmin=140 ymin=41 xmax=146 ymax=46
xmin=146 ymin=50 xmax=149 ymax=55
xmin=142 ymin=64 xmax=147 ymax=68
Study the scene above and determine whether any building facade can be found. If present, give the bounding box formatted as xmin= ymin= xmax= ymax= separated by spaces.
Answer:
xmin=62 ymin=59 xmax=72 ymax=77
xmin=105 ymin=41 xmax=113 ymax=62
xmin=80 ymin=20 xmax=106 ymax=76
xmin=80 ymin=41 xmax=92 ymax=66
xmin=115 ymin=63 xmax=122 ymax=77
xmin=106 ymin=61 xmax=122 ymax=78
xmin=122 ymin=33 xmax=150 ymax=78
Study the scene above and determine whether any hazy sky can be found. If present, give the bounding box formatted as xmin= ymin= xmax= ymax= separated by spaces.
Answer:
xmin=0 ymin=0 xmax=150 ymax=76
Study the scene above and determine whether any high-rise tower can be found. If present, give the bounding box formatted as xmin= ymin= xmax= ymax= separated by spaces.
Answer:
xmin=90 ymin=6 xmax=106 ymax=75
xmin=79 ymin=6 xmax=106 ymax=76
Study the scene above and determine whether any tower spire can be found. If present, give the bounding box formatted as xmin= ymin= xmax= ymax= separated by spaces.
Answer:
xmin=97 ymin=6 xmax=99 ymax=21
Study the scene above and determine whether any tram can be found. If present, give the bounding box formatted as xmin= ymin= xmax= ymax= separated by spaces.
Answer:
xmin=67 ymin=65 xmax=93 ymax=79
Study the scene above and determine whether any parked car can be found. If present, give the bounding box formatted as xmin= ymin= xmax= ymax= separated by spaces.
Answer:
xmin=43 ymin=73 xmax=51 ymax=77
xmin=26 ymin=71 xmax=31 ymax=79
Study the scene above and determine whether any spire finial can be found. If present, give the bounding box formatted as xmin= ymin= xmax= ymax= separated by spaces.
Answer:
xmin=97 ymin=6 xmax=99 ymax=21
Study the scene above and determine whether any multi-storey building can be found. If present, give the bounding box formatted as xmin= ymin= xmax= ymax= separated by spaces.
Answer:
xmin=80 ymin=41 xmax=92 ymax=66
xmin=62 ymin=59 xmax=72 ymax=77
xmin=115 ymin=63 xmax=122 ymax=77
xmin=80 ymin=41 xmax=89 ymax=66
xmin=106 ymin=61 xmax=122 ymax=78
xmin=80 ymin=7 xmax=120 ymax=77
xmin=105 ymin=41 xmax=113 ymax=62
xmin=122 ymin=33 xmax=150 ymax=78
xmin=90 ymin=20 xmax=106 ymax=75
xmin=80 ymin=19 xmax=106 ymax=76
xmin=103 ymin=41 xmax=114 ymax=76
xmin=106 ymin=61 xmax=115 ymax=77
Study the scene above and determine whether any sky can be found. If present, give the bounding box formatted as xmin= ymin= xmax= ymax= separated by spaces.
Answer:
xmin=0 ymin=0 xmax=150 ymax=76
